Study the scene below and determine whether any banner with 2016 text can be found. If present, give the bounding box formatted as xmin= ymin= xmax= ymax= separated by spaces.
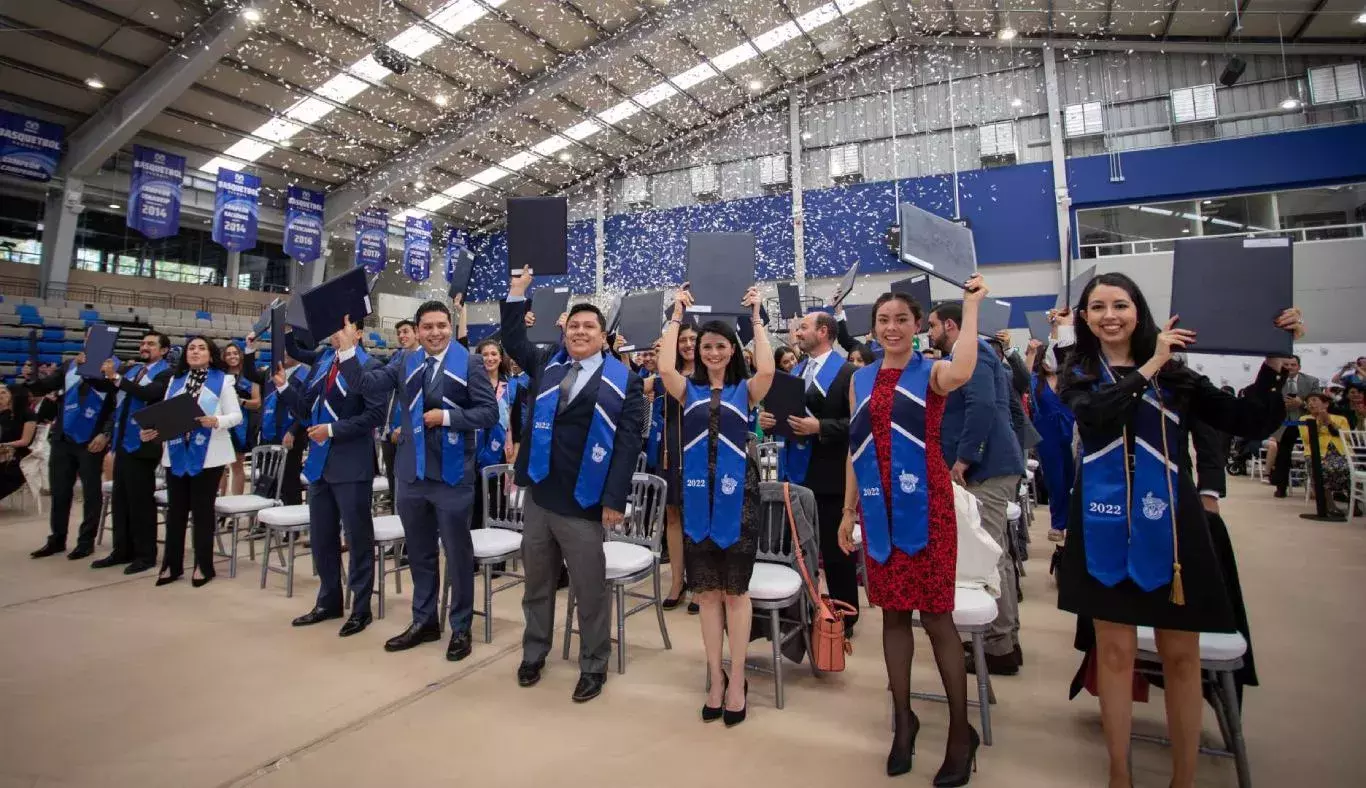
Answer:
xmin=127 ymin=145 xmax=185 ymax=239
xmin=283 ymin=186 xmax=324 ymax=263
xmin=211 ymin=168 xmax=260 ymax=251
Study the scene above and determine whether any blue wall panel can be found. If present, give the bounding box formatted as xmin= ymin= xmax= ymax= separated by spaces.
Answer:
xmin=467 ymin=219 xmax=596 ymax=301
xmin=803 ymin=163 xmax=1059 ymax=278
xmin=1068 ymin=124 xmax=1366 ymax=208
xmin=603 ymin=193 xmax=793 ymax=292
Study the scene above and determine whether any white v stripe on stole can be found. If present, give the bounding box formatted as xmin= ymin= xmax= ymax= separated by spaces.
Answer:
xmin=718 ymin=398 xmax=747 ymax=420
xmin=683 ymin=431 xmax=708 ymax=452
xmin=891 ymin=421 xmax=925 ymax=449
xmin=1134 ymin=436 xmax=1179 ymax=473
xmin=593 ymin=403 xmax=617 ymax=433
xmin=852 ymin=433 xmax=875 ymax=461
xmin=1082 ymin=436 xmax=1125 ymax=464
xmin=895 ymin=385 xmax=926 ymax=407
xmin=716 ymin=433 xmax=746 ymax=458
xmin=600 ymin=374 xmax=625 ymax=400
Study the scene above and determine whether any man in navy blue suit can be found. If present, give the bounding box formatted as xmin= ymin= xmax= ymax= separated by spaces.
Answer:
xmin=928 ymin=302 xmax=1027 ymax=676
xmin=365 ymin=300 xmax=498 ymax=660
xmin=501 ymin=267 xmax=646 ymax=703
xmin=276 ymin=319 xmax=385 ymax=638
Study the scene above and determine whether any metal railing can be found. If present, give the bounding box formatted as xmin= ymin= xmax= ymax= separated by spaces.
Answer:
xmin=0 ymin=274 xmax=277 ymax=316
xmin=1080 ymin=223 xmax=1365 ymax=257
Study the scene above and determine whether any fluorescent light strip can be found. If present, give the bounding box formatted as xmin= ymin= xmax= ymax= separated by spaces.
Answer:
xmin=431 ymin=1 xmax=867 ymax=216
xmin=197 ymin=0 xmax=502 ymax=173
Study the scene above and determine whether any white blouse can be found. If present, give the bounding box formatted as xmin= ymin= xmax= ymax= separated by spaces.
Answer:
xmin=159 ymin=372 xmax=244 ymax=470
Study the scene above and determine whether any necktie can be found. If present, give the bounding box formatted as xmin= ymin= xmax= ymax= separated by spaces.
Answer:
xmin=324 ymin=360 xmax=339 ymax=394
xmin=804 ymin=360 xmax=817 ymax=389
xmin=557 ymin=361 xmax=582 ymax=414
xmin=423 ymin=356 xmax=439 ymax=406
xmin=132 ymin=366 xmax=146 ymax=384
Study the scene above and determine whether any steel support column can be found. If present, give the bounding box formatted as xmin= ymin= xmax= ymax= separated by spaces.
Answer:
xmin=58 ymin=2 xmax=275 ymax=179
xmin=790 ymin=92 xmax=805 ymax=288
xmin=38 ymin=179 xmax=84 ymax=297
xmin=225 ymin=250 xmax=242 ymax=289
xmin=594 ymin=181 xmax=606 ymax=296
xmin=1041 ymin=47 xmax=1073 ymax=283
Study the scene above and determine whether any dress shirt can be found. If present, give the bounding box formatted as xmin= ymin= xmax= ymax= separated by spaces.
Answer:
xmin=506 ymin=293 xmax=602 ymax=402
xmin=803 ymin=348 xmax=834 ymax=390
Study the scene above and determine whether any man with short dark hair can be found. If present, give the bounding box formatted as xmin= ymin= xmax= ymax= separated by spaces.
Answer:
xmin=277 ymin=318 xmax=385 ymax=638
xmin=928 ymin=302 xmax=1026 ymax=675
xmin=381 ymin=319 xmax=419 ymax=502
xmin=501 ymin=269 xmax=646 ymax=703
xmin=90 ymin=331 xmax=173 ymax=573
xmin=243 ymin=330 xmax=309 ymax=505
xmin=25 ymin=330 xmax=118 ymax=560
xmin=759 ymin=309 xmax=858 ymax=633
xmin=1266 ymin=354 xmax=1319 ymax=497
xmin=365 ymin=301 xmax=497 ymax=660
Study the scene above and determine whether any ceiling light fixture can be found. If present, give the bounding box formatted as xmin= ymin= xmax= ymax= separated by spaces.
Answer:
xmin=997 ymin=27 xmax=1018 ymax=41
xmin=433 ymin=94 xmax=449 ymax=107
xmin=241 ymin=7 xmax=263 ymax=23
xmin=800 ymin=131 xmax=812 ymax=140
xmin=747 ymin=79 xmax=763 ymax=92
xmin=85 ymin=76 xmax=105 ymax=90
xmin=414 ymin=180 xmax=425 ymax=189
xmin=108 ymin=203 xmax=121 ymax=210
xmin=1010 ymin=97 xmax=1023 ymax=108
xmin=557 ymin=152 xmax=572 ymax=162
xmin=1280 ymin=97 xmax=1301 ymax=110
xmin=1356 ymin=12 xmax=1366 ymax=23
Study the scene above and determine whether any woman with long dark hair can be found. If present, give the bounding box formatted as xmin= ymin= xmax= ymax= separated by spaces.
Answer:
xmin=658 ymin=284 xmax=773 ymax=726
xmin=0 ymin=385 xmax=36 ymax=502
xmin=219 ymin=342 xmax=259 ymax=495
xmin=773 ymin=346 xmax=798 ymax=374
xmin=836 ymin=275 xmax=988 ymax=785
xmin=139 ymin=336 xmax=242 ymax=588
xmin=658 ymin=320 xmax=698 ymax=609
xmin=1057 ymin=272 xmax=1300 ymax=788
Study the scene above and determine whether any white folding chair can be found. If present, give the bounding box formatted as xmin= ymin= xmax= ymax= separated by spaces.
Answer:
xmin=1344 ymin=430 xmax=1366 ymax=518
xmin=757 ymin=440 xmax=781 ymax=482
xmin=213 ymin=444 xmax=287 ymax=578
xmin=1130 ymin=627 xmax=1251 ymax=788
xmin=441 ymin=465 xmax=528 ymax=642
xmin=563 ymin=472 xmax=672 ymax=673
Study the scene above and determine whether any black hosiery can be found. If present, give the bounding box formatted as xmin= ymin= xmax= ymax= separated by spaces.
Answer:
xmin=921 ymin=610 xmax=973 ymax=757
xmin=882 ymin=610 xmax=919 ymax=748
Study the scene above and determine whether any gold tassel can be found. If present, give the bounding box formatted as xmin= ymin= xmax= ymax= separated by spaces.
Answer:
xmin=1169 ymin=562 xmax=1185 ymax=606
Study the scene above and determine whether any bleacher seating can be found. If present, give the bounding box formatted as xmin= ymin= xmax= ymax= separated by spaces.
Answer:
xmin=0 ymin=294 xmax=400 ymax=383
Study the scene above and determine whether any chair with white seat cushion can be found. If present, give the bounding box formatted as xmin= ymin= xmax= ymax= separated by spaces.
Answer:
xmin=257 ymin=505 xmax=310 ymax=597
xmin=562 ymin=472 xmax=672 ymax=674
xmin=738 ymin=482 xmax=818 ymax=710
xmin=214 ymin=445 xmax=287 ymax=578
xmin=96 ymin=475 xmax=167 ymax=545
xmin=358 ymin=515 xmax=407 ymax=619
xmin=371 ymin=475 xmax=391 ymax=515
xmin=908 ymin=587 xmax=1000 ymax=745
xmin=1344 ymin=430 xmax=1366 ymax=517
xmin=441 ymin=465 xmax=527 ymax=643
xmin=1130 ymin=627 xmax=1251 ymax=788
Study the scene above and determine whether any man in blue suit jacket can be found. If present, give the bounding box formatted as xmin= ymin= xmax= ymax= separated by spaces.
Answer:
xmin=501 ymin=268 xmax=645 ymax=703
xmin=364 ymin=301 xmax=497 ymax=660
xmin=276 ymin=320 xmax=385 ymax=638
xmin=928 ymin=302 xmax=1027 ymax=676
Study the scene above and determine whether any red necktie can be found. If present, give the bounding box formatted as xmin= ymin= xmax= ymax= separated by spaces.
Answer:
xmin=324 ymin=361 xmax=339 ymax=394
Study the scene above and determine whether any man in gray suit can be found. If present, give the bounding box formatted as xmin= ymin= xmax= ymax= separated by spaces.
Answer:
xmin=1266 ymin=355 xmax=1319 ymax=497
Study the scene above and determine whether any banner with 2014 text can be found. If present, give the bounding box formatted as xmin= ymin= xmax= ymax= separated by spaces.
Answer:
xmin=127 ymin=145 xmax=184 ymax=239
xmin=211 ymin=168 xmax=260 ymax=251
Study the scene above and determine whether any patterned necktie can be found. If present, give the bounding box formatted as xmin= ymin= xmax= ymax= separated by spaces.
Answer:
xmin=557 ymin=361 xmax=582 ymax=414
xmin=804 ymin=359 xmax=817 ymax=389
xmin=423 ymin=356 xmax=439 ymax=405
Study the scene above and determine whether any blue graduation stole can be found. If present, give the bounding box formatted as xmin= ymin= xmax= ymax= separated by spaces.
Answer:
xmin=779 ymin=355 xmax=843 ymax=484
xmin=229 ymin=374 xmax=252 ymax=446
xmin=260 ymin=365 xmax=308 ymax=442
xmin=164 ymin=369 xmax=225 ymax=477
xmin=476 ymin=377 xmax=512 ymax=469
xmin=112 ymin=358 xmax=169 ymax=453
xmin=868 ymin=339 xmax=884 ymax=359
xmin=301 ymin=347 xmax=370 ymax=484
xmin=849 ymin=356 xmax=934 ymax=563
xmin=1079 ymin=364 xmax=1181 ymax=597
xmin=402 ymin=344 xmax=470 ymax=485
xmin=527 ymin=349 xmax=630 ymax=509
xmin=681 ymin=380 xmax=750 ymax=548
xmin=61 ymin=363 xmax=108 ymax=444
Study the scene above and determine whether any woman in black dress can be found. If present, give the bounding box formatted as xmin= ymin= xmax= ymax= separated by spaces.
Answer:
xmin=0 ymin=385 xmax=36 ymax=502
xmin=658 ymin=284 xmax=774 ymax=726
xmin=1058 ymin=272 xmax=1300 ymax=788
xmin=657 ymin=320 xmax=697 ymax=609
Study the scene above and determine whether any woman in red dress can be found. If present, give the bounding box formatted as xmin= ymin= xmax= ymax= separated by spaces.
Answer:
xmin=837 ymin=275 xmax=989 ymax=786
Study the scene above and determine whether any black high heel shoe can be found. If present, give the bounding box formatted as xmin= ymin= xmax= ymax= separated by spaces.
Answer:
xmin=722 ymin=679 xmax=748 ymax=727
xmin=155 ymin=571 xmax=182 ymax=587
xmin=887 ymin=708 xmax=920 ymax=776
xmin=191 ymin=573 xmax=214 ymax=588
xmin=663 ymin=582 xmax=689 ymax=611
xmin=702 ymin=673 xmax=727 ymax=722
xmin=932 ymin=725 xmax=980 ymax=787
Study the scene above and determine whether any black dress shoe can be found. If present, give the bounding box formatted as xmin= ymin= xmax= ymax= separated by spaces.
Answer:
xmin=384 ymin=622 xmax=441 ymax=652
xmin=964 ymin=649 xmax=1019 ymax=677
xmin=338 ymin=613 xmax=372 ymax=637
xmin=67 ymin=545 xmax=94 ymax=560
xmin=293 ymin=607 xmax=344 ymax=627
xmin=31 ymin=543 xmax=65 ymax=559
xmin=723 ymin=679 xmax=749 ymax=727
xmin=517 ymin=660 xmax=544 ymax=687
xmin=571 ymin=672 xmax=606 ymax=702
xmin=446 ymin=629 xmax=473 ymax=661
xmin=155 ymin=572 xmax=182 ymax=586
xmin=124 ymin=559 xmax=156 ymax=575
xmin=687 ymin=601 xmax=700 ymax=615
xmin=191 ymin=573 xmax=214 ymax=588
xmin=91 ymin=554 xmax=132 ymax=569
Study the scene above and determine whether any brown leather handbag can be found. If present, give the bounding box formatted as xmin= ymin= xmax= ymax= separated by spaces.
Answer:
xmin=781 ymin=482 xmax=856 ymax=672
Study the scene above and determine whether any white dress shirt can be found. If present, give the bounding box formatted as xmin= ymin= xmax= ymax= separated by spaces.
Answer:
xmin=159 ymin=372 xmax=243 ymax=470
xmin=802 ymin=348 xmax=834 ymax=390
xmin=506 ymin=293 xmax=602 ymax=401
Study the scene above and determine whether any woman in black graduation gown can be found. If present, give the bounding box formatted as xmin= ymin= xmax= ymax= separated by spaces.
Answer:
xmin=1057 ymin=272 xmax=1300 ymax=788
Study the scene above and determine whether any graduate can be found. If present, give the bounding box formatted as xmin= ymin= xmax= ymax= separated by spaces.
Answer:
xmin=1056 ymin=272 xmax=1301 ymax=788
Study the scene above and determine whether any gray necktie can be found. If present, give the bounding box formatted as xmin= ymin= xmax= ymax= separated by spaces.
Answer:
xmin=804 ymin=360 xmax=817 ymax=389
xmin=557 ymin=361 xmax=582 ymax=414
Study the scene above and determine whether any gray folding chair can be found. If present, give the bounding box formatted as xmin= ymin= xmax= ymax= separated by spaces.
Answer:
xmin=213 ymin=444 xmax=286 ymax=578
xmin=562 ymin=472 xmax=672 ymax=673
xmin=441 ymin=464 xmax=527 ymax=643
xmin=757 ymin=441 xmax=781 ymax=482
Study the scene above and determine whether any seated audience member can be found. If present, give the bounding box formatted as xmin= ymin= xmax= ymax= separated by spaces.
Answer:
xmin=0 ymin=385 xmax=36 ymax=502
xmin=1299 ymin=392 xmax=1351 ymax=517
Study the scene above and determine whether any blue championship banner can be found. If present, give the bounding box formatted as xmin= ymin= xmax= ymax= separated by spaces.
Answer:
xmin=127 ymin=145 xmax=184 ymax=239
xmin=445 ymin=227 xmax=469 ymax=281
xmin=355 ymin=209 xmax=388 ymax=273
xmin=403 ymin=216 xmax=432 ymax=282
xmin=0 ymin=110 xmax=63 ymax=183
xmin=283 ymin=186 xmax=324 ymax=262
xmin=211 ymin=168 xmax=260 ymax=251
